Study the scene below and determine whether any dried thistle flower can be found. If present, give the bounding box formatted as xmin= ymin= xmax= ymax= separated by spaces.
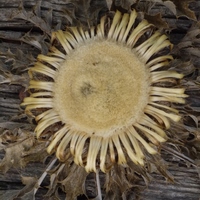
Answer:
xmin=22 ymin=10 xmax=188 ymax=173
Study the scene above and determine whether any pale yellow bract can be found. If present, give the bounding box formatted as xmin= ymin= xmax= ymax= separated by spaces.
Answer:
xmin=22 ymin=10 xmax=188 ymax=172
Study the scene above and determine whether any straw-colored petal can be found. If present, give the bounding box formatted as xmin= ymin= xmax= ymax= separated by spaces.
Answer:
xmin=127 ymin=20 xmax=153 ymax=47
xmin=149 ymin=102 xmax=179 ymax=114
xmin=151 ymin=71 xmax=184 ymax=83
xmin=37 ymin=54 xmax=63 ymax=66
xmin=145 ymin=105 xmax=181 ymax=122
xmin=108 ymin=10 xmax=122 ymax=39
xmin=112 ymin=13 xmax=129 ymax=40
xmin=70 ymin=132 xmax=81 ymax=156
xmin=30 ymin=92 xmax=52 ymax=98
xmin=74 ymin=133 xmax=88 ymax=166
xmin=128 ymin=126 xmax=157 ymax=154
xmin=142 ymin=35 xmax=172 ymax=62
xmin=139 ymin=115 xmax=167 ymax=137
xmin=136 ymin=32 xmax=161 ymax=55
xmin=48 ymin=46 xmax=66 ymax=59
xmin=35 ymin=109 xmax=57 ymax=122
xmin=28 ymin=80 xmax=53 ymax=91
xmin=100 ymin=138 xmax=109 ymax=172
xmin=54 ymin=30 xmax=73 ymax=54
xmin=22 ymin=97 xmax=53 ymax=109
xmin=63 ymin=31 xmax=78 ymax=47
xmin=146 ymin=55 xmax=173 ymax=67
xmin=150 ymin=96 xmax=186 ymax=104
xmin=135 ymin=123 xmax=166 ymax=143
xmin=29 ymin=62 xmax=57 ymax=79
xmin=47 ymin=126 xmax=69 ymax=153
xmin=121 ymin=9 xmax=137 ymax=42
xmin=119 ymin=132 xmax=144 ymax=165
xmin=85 ymin=137 xmax=102 ymax=172
xmin=109 ymin=139 xmax=115 ymax=163
xmin=126 ymin=130 xmax=144 ymax=159
xmin=149 ymin=61 xmax=169 ymax=72
xmin=144 ymin=106 xmax=171 ymax=129
xmin=70 ymin=27 xmax=84 ymax=43
xmin=112 ymin=134 xmax=126 ymax=165
xmin=56 ymin=130 xmax=74 ymax=161
xmin=35 ymin=117 xmax=60 ymax=138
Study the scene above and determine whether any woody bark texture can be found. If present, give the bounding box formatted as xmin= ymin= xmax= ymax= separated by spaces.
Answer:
xmin=0 ymin=0 xmax=200 ymax=200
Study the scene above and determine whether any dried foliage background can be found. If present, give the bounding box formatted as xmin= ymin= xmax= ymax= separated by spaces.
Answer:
xmin=0 ymin=0 xmax=200 ymax=200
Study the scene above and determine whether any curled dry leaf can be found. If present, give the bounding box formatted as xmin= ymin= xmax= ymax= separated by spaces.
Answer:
xmin=144 ymin=13 xmax=169 ymax=30
xmin=177 ymin=21 xmax=200 ymax=62
xmin=46 ymin=161 xmax=88 ymax=199
xmin=0 ymin=130 xmax=47 ymax=173
xmin=19 ymin=31 xmax=50 ymax=54
xmin=109 ymin=0 xmax=138 ymax=11
xmin=11 ymin=1 xmax=52 ymax=36
xmin=146 ymin=0 xmax=196 ymax=20
xmin=13 ymin=176 xmax=38 ymax=200
xmin=171 ymin=0 xmax=196 ymax=20
xmin=72 ymin=0 xmax=108 ymax=26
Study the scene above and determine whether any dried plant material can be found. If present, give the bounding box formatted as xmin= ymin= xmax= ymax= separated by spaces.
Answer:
xmin=0 ymin=71 xmax=28 ymax=87
xmin=13 ymin=176 xmax=38 ymax=200
xmin=109 ymin=0 xmax=138 ymax=11
xmin=177 ymin=21 xmax=200 ymax=60
xmin=104 ymin=163 xmax=147 ymax=199
xmin=21 ymin=9 xmax=188 ymax=174
xmin=72 ymin=0 xmax=108 ymax=26
xmin=0 ymin=49 xmax=35 ymax=75
xmin=146 ymin=0 xmax=196 ymax=20
xmin=11 ymin=1 xmax=51 ymax=36
xmin=19 ymin=31 xmax=50 ymax=54
xmin=60 ymin=163 xmax=88 ymax=199
xmin=161 ymin=1 xmax=176 ymax=15
xmin=45 ymin=160 xmax=87 ymax=199
xmin=0 ymin=130 xmax=47 ymax=173
xmin=171 ymin=0 xmax=196 ymax=20
xmin=106 ymin=0 xmax=113 ymax=9
xmin=144 ymin=13 xmax=169 ymax=30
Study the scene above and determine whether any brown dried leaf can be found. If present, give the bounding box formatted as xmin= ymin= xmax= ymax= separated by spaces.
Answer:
xmin=162 ymin=0 xmax=176 ymax=15
xmin=0 ymin=189 xmax=19 ymax=200
xmin=104 ymin=164 xmax=142 ymax=199
xmin=145 ymin=13 xmax=169 ymax=30
xmin=0 ymin=72 xmax=28 ymax=87
xmin=110 ymin=0 xmax=138 ymax=11
xmin=11 ymin=1 xmax=51 ymax=36
xmin=61 ymin=163 xmax=88 ymax=199
xmin=0 ymin=129 xmax=47 ymax=173
xmin=0 ymin=49 xmax=35 ymax=74
xmin=169 ymin=60 xmax=196 ymax=76
xmin=72 ymin=0 xmax=108 ymax=26
xmin=19 ymin=31 xmax=50 ymax=54
xmin=0 ymin=121 xmax=33 ymax=130
xmin=0 ymin=133 xmax=35 ymax=173
xmin=147 ymin=0 xmax=196 ymax=20
xmin=171 ymin=0 xmax=196 ymax=20
xmin=106 ymin=0 xmax=113 ymax=9
xmin=46 ymin=160 xmax=87 ymax=199
xmin=175 ymin=21 xmax=200 ymax=65
xmin=13 ymin=176 xmax=38 ymax=200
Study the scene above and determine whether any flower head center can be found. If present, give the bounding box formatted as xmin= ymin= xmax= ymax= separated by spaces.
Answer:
xmin=53 ymin=40 xmax=150 ymax=136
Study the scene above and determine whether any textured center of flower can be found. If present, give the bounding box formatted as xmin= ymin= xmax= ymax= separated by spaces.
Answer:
xmin=53 ymin=40 xmax=150 ymax=136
